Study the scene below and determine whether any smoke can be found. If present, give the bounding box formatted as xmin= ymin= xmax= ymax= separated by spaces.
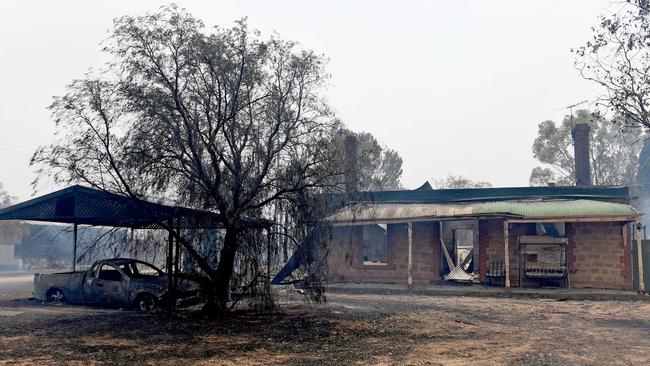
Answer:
xmin=636 ymin=140 xmax=650 ymax=229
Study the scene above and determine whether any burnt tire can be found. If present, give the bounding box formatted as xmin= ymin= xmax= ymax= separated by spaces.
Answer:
xmin=135 ymin=293 xmax=157 ymax=312
xmin=46 ymin=288 xmax=65 ymax=304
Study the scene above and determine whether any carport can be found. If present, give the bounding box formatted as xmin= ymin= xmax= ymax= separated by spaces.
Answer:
xmin=0 ymin=184 xmax=246 ymax=309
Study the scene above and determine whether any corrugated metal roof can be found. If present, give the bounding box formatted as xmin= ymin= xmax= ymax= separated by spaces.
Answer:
xmin=327 ymin=199 xmax=639 ymax=224
xmin=329 ymin=185 xmax=630 ymax=207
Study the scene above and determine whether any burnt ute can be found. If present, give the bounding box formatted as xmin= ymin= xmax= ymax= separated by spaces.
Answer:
xmin=33 ymin=258 xmax=199 ymax=310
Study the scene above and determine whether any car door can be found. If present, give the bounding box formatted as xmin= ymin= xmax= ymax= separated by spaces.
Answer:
xmin=87 ymin=263 xmax=129 ymax=306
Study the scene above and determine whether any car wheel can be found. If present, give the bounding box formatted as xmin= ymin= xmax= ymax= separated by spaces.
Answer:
xmin=46 ymin=288 xmax=65 ymax=304
xmin=136 ymin=293 xmax=156 ymax=312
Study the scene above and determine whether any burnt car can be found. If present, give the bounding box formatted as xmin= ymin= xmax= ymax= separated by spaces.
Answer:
xmin=33 ymin=258 xmax=199 ymax=311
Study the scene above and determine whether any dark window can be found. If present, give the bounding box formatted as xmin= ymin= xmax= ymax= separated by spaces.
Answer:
xmin=128 ymin=262 xmax=162 ymax=277
xmin=362 ymin=224 xmax=388 ymax=265
xmin=98 ymin=264 xmax=121 ymax=281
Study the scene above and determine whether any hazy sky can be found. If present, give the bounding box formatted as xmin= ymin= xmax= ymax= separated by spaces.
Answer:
xmin=0 ymin=0 xmax=615 ymax=201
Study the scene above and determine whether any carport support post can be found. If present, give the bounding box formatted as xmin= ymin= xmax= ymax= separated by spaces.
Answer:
xmin=636 ymin=223 xmax=646 ymax=295
xmin=266 ymin=228 xmax=271 ymax=285
xmin=72 ymin=223 xmax=78 ymax=272
xmin=503 ymin=220 xmax=510 ymax=288
xmin=408 ymin=222 xmax=413 ymax=289
xmin=167 ymin=227 xmax=174 ymax=313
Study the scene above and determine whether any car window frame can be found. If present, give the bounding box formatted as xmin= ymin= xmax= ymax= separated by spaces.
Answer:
xmin=97 ymin=263 xmax=123 ymax=282
xmin=131 ymin=260 xmax=164 ymax=277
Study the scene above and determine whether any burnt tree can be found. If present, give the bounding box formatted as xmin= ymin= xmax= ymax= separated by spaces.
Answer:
xmin=32 ymin=6 xmax=343 ymax=314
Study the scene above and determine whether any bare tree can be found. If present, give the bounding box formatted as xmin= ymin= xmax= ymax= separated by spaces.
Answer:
xmin=573 ymin=0 xmax=650 ymax=131
xmin=32 ymin=6 xmax=343 ymax=315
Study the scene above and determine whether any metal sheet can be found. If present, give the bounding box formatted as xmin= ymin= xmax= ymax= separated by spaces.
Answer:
xmin=327 ymin=199 xmax=639 ymax=224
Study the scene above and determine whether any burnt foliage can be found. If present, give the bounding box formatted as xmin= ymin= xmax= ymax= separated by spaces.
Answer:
xmin=31 ymin=5 xmax=347 ymax=315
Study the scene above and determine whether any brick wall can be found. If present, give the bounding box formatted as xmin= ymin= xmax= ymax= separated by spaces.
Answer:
xmin=566 ymin=222 xmax=632 ymax=290
xmin=478 ymin=220 xmax=535 ymax=286
xmin=327 ymin=222 xmax=440 ymax=284
xmin=328 ymin=219 xmax=632 ymax=290
xmin=479 ymin=219 xmax=632 ymax=290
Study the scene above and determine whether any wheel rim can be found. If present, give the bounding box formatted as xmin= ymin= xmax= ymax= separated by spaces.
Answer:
xmin=49 ymin=290 xmax=64 ymax=303
xmin=138 ymin=295 xmax=155 ymax=311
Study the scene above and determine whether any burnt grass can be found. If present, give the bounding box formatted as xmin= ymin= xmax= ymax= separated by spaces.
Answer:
xmin=2 ymin=293 xmax=650 ymax=365
xmin=0 ymin=303 xmax=424 ymax=365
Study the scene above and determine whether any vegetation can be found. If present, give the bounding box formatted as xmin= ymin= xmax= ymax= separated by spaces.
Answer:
xmin=0 ymin=182 xmax=13 ymax=208
xmin=529 ymin=110 xmax=642 ymax=186
xmin=30 ymin=6 xmax=404 ymax=315
xmin=334 ymin=129 xmax=402 ymax=191
xmin=573 ymin=0 xmax=650 ymax=132
xmin=32 ymin=6 xmax=343 ymax=315
xmin=432 ymin=174 xmax=492 ymax=189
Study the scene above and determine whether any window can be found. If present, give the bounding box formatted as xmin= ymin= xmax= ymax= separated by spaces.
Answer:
xmin=97 ymin=264 xmax=121 ymax=281
xmin=535 ymin=222 xmax=565 ymax=237
xmin=362 ymin=224 xmax=388 ymax=265
xmin=131 ymin=262 xmax=162 ymax=277
xmin=117 ymin=261 xmax=162 ymax=278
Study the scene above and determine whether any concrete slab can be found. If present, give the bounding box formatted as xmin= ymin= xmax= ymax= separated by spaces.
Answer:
xmin=325 ymin=282 xmax=650 ymax=302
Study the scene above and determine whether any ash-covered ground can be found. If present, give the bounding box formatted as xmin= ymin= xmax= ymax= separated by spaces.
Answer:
xmin=1 ymin=275 xmax=650 ymax=365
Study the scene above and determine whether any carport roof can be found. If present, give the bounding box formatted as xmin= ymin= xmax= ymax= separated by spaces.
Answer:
xmin=0 ymin=185 xmax=246 ymax=229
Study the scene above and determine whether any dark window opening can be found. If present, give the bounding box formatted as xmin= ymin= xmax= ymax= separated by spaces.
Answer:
xmin=362 ymin=224 xmax=388 ymax=265
xmin=98 ymin=264 xmax=121 ymax=281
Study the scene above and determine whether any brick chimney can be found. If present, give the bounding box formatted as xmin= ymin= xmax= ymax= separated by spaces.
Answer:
xmin=343 ymin=134 xmax=358 ymax=193
xmin=572 ymin=122 xmax=591 ymax=186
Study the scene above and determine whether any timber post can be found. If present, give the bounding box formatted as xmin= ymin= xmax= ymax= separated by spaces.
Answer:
xmin=504 ymin=220 xmax=510 ymax=289
xmin=408 ymin=222 xmax=413 ymax=289
xmin=266 ymin=228 xmax=272 ymax=286
xmin=166 ymin=223 xmax=174 ymax=313
xmin=72 ymin=223 xmax=78 ymax=272
xmin=637 ymin=222 xmax=646 ymax=295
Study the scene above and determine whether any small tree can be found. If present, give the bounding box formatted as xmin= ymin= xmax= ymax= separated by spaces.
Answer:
xmin=32 ymin=6 xmax=343 ymax=314
xmin=333 ymin=129 xmax=403 ymax=191
xmin=529 ymin=110 xmax=642 ymax=186
xmin=0 ymin=182 xmax=14 ymax=208
xmin=432 ymin=174 xmax=492 ymax=189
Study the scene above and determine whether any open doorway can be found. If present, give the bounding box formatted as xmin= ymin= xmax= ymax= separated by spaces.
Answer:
xmin=454 ymin=228 xmax=474 ymax=273
xmin=440 ymin=220 xmax=478 ymax=282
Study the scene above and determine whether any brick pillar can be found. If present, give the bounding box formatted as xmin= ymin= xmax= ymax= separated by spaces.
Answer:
xmin=566 ymin=223 xmax=577 ymax=284
xmin=621 ymin=223 xmax=633 ymax=291
xmin=432 ymin=222 xmax=441 ymax=280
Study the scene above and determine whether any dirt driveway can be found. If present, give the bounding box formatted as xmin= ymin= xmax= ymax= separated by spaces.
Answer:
xmin=1 ymin=278 xmax=649 ymax=365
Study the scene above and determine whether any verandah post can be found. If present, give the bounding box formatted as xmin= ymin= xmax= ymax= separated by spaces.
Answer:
xmin=637 ymin=222 xmax=646 ymax=295
xmin=408 ymin=222 xmax=413 ymax=288
xmin=504 ymin=220 xmax=510 ymax=288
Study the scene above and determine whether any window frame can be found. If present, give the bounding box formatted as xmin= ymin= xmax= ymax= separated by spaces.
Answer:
xmin=356 ymin=223 xmax=396 ymax=270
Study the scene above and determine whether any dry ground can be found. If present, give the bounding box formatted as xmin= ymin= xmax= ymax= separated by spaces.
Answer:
xmin=1 ymin=276 xmax=649 ymax=365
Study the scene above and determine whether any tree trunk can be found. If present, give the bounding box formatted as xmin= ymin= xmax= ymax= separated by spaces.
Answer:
xmin=209 ymin=226 xmax=239 ymax=314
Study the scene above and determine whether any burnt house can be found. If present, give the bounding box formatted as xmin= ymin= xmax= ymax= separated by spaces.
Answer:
xmin=325 ymin=185 xmax=639 ymax=290
xmin=319 ymin=122 xmax=642 ymax=291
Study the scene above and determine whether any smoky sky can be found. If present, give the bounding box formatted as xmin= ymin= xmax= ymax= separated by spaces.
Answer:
xmin=0 ymin=0 xmax=613 ymax=200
